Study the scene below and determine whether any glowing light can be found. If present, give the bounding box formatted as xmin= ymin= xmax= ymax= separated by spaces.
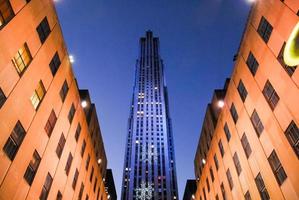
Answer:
xmin=202 ymin=158 xmax=206 ymax=165
xmin=246 ymin=0 xmax=256 ymax=3
xmin=107 ymin=195 xmax=110 ymax=199
xmin=81 ymin=100 xmax=87 ymax=108
xmin=98 ymin=159 xmax=102 ymax=164
xmin=192 ymin=195 xmax=195 ymax=199
xmin=69 ymin=55 xmax=75 ymax=63
xmin=217 ymin=100 xmax=225 ymax=108
xmin=135 ymin=182 xmax=154 ymax=200
xmin=284 ymin=22 xmax=299 ymax=67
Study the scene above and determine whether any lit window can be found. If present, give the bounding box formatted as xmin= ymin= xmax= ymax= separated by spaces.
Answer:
xmin=12 ymin=43 xmax=32 ymax=75
xmin=31 ymin=81 xmax=46 ymax=110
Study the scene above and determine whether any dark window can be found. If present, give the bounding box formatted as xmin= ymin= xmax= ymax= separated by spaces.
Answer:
xmin=78 ymin=183 xmax=84 ymax=200
xmin=60 ymin=80 xmax=69 ymax=102
xmin=37 ymin=17 xmax=51 ymax=43
xmin=93 ymin=178 xmax=97 ymax=192
xmin=278 ymin=42 xmax=297 ymax=76
xmin=237 ymin=80 xmax=248 ymax=102
xmin=268 ymin=150 xmax=287 ymax=185
xmin=72 ymin=169 xmax=79 ymax=190
xmin=244 ymin=191 xmax=251 ymax=200
xmin=218 ymin=140 xmax=224 ymax=157
xmin=255 ymin=173 xmax=270 ymax=200
xmin=251 ymin=110 xmax=264 ymax=137
xmin=215 ymin=194 xmax=219 ymax=200
xmin=263 ymin=80 xmax=279 ymax=110
xmin=0 ymin=0 xmax=14 ymax=29
xmin=257 ymin=16 xmax=273 ymax=43
xmin=40 ymin=173 xmax=53 ymax=200
xmin=90 ymin=166 xmax=94 ymax=182
xmin=214 ymin=154 xmax=219 ymax=170
xmin=285 ymin=121 xmax=299 ymax=158
xmin=246 ymin=52 xmax=259 ymax=76
xmin=220 ymin=183 xmax=226 ymax=200
xmin=209 ymin=167 xmax=214 ymax=182
xmin=85 ymin=154 xmax=90 ymax=170
xmin=65 ymin=153 xmax=73 ymax=175
xmin=56 ymin=191 xmax=62 ymax=200
xmin=75 ymin=123 xmax=81 ymax=142
xmin=230 ymin=104 xmax=238 ymax=123
xmin=56 ymin=133 xmax=66 ymax=158
xmin=241 ymin=133 xmax=252 ymax=158
xmin=81 ymin=140 xmax=86 ymax=157
xmin=68 ymin=104 xmax=75 ymax=123
xmin=0 ymin=88 xmax=6 ymax=109
xmin=224 ymin=123 xmax=231 ymax=142
xmin=24 ymin=150 xmax=41 ymax=185
xmin=206 ymin=178 xmax=210 ymax=192
xmin=226 ymin=169 xmax=233 ymax=190
xmin=44 ymin=110 xmax=57 ymax=137
xmin=85 ymin=195 xmax=89 ymax=200
xmin=233 ymin=152 xmax=242 ymax=175
xmin=49 ymin=52 xmax=61 ymax=76
xmin=3 ymin=121 xmax=26 ymax=161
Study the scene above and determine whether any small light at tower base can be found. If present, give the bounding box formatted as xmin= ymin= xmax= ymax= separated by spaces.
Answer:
xmin=217 ymin=100 xmax=225 ymax=108
xmin=81 ymin=100 xmax=87 ymax=108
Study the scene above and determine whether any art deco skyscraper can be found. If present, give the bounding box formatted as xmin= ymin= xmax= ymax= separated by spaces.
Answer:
xmin=121 ymin=31 xmax=178 ymax=200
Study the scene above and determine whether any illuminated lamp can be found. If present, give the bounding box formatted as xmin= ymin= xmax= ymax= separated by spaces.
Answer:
xmin=284 ymin=22 xmax=299 ymax=67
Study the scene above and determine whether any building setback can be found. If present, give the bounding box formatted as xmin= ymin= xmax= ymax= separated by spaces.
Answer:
xmin=183 ymin=179 xmax=197 ymax=200
xmin=121 ymin=31 xmax=178 ymax=200
xmin=194 ymin=0 xmax=299 ymax=200
xmin=105 ymin=169 xmax=117 ymax=200
xmin=0 ymin=0 xmax=112 ymax=199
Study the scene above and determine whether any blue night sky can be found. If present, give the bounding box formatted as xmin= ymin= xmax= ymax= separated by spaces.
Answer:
xmin=55 ymin=0 xmax=250 ymax=198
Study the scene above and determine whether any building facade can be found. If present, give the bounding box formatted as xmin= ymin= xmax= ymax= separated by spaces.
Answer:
xmin=0 ymin=0 xmax=109 ymax=200
xmin=121 ymin=31 xmax=178 ymax=200
xmin=194 ymin=0 xmax=299 ymax=200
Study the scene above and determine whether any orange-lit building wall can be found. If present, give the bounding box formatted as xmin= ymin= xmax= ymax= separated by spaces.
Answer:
xmin=0 ymin=0 xmax=108 ymax=199
xmin=194 ymin=0 xmax=299 ymax=199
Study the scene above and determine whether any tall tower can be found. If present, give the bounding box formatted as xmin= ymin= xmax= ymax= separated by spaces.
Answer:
xmin=121 ymin=31 xmax=178 ymax=200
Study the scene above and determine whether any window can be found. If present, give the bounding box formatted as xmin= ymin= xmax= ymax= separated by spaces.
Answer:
xmin=233 ymin=152 xmax=242 ymax=175
xmin=218 ymin=140 xmax=224 ymax=157
xmin=209 ymin=167 xmax=214 ymax=182
xmin=56 ymin=133 xmax=66 ymax=158
xmin=40 ymin=173 xmax=53 ymax=200
xmin=244 ymin=191 xmax=251 ymax=200
xmin=285 ymin=121 xmax=299 ymax=158
xmin=68 ymin=104 xmax=75 ymax=123
xmin=3 ymin=121 xmax=26 ymax=161
xmin=37 ymin=17 xmax=51 ymax=43
xmin=230 ymin=104 xmax=238 ymax=123
xmin=81 ymin=140 xmax=86 ymax=157
xmin=85 ymin=154 xmax=90 ymax=170
xmin=255 ymin=173 xmax=270 ymax=200
xmin=241 ymin=133 xmax=252 ymax=158
xmin=263 ymin=80 xmax=279 ymax=110
xmin=93 ymin=178 xmax=97 ymax=192
xmin=31 ymin=81 xmax=46 ymax=110
xmin=78 ymin=183 xmax=84 ymax=200
xmin=215 ymin=194 xmax=219 ymax=200
xmin=220 ymin=183 xmax=226 ymax=200
xmin=24 ymin=150 xmax=41 ymax=185
xmin=44 ymin=110 xmax=57 ymax=137
xmin=224 ymin=123 xmax=231 ymax=142
xmin=56 ymin=191 xmax=62 ymax=200
xmin=226 ymin=169 xmax=233 ymax=190
xmin=65 ymin=153 xmax=73 ymax=175
xmin=0 ymin=87 xmax=6 ymax=109
xmin=49 ymin=52 xmax=61 ymax=76
xmin=246 ymin=52 xmax=259 ymax=76
xmin=12 ymin=43 xmax=32 ymax=75
xmin=214 ymin=154 xmax=219 ymax=170
xmin=60 ymin=80 xmax=69 ymax=102
xmin=268 ymin=150 xmax=287 ymax=185
xmin=72 ymin=169 xmax=79 ymax=190
xmin=237 ymin=80 xmax=248 ymax=102
xmin=0 ymin=0 xmax=14 ymax=28
xmin=206 ymin=178 xmax=210 ymax=192
xmin=75 ymin=123 xmax=81 ymax=142
xmin=90 ymin=166 xmax=94 ymax=182
xmin=257 ymin=16 xmax=273 ymax=43
xmin=203 ymin=188 xmax=207 ymax=200
xmin=85 ymin=195 xmax=89 ymax=200
xmin=251 ymin=110 xmax=264 ymax=137
xmin=278 ymin=43 xmax=297 ymax=76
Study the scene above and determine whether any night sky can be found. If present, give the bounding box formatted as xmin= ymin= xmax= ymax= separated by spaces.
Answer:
xmin=55 ymin=0 xmax=251 ymax=198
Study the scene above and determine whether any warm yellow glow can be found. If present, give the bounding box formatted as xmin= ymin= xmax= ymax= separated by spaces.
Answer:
xmin=284 ymin=22 xmax=299 ymax=67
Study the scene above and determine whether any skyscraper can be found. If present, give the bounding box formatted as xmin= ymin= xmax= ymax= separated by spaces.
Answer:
xmin=121 ymin=31 xmax=178 ymax=200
